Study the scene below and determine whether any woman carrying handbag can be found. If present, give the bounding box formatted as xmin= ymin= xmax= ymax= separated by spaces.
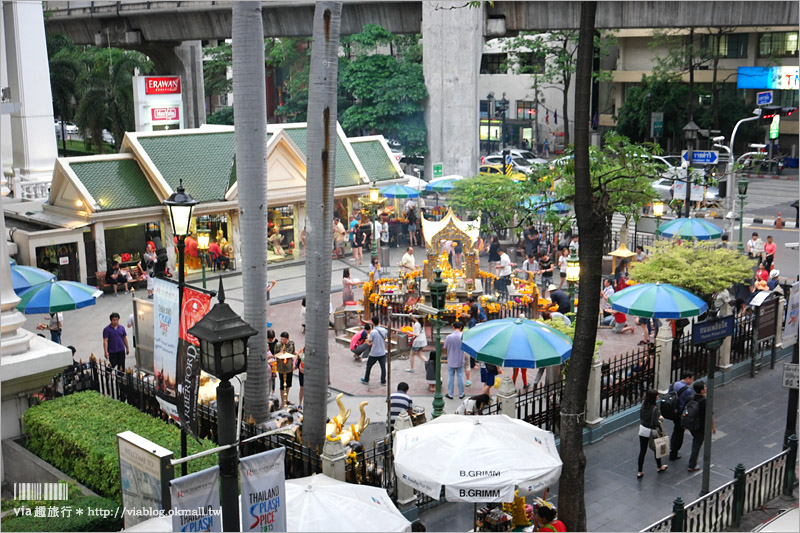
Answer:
xmin=637 ymin=388 xmax=668 ymax=479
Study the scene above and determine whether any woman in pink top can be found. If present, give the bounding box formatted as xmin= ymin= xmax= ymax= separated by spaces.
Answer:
xmin=764 ymin=235 xmax=776 ymax=270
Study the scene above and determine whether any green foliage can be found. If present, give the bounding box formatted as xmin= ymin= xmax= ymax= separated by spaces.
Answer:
xmin=614 ymin=76 xmax=688 ymax=142
xmin=338 ymin=25 xmax=427 ymax=155
xmin=449 ymin=175 xmax=524 ymax=236
xmin=203 ymin=41 xmax=233 ymax=97
xmin=1 ymin=482 xmax=122 ymax=532
xmin=629 ymin=240 xmax=753 ymax=301
xmin=269 ymin=38 xmax=312 ymax=122
xmin=527 ymin=133 xmax=662 ymax=224
xmin=23 ymin=391 xmax=218 ymax=502
xmin=207 ymin=106 xmax=235 ymax=125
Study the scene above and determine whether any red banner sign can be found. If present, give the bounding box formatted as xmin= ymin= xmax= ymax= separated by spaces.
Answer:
xmin=145 ymin=76 xmax=181 ymax=95
xmin=177 ymin=287 xmax=211 ymax=441
xmin=151 ymin=107 xmax=180 ymax=121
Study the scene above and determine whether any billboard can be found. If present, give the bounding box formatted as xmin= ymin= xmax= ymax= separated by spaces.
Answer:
xmin=737 ymin=66 xmax=799 ymax=90
xmin=117 ymin=431 xmax=173 ymax=528
xmin=133 ymin=75 xmax=184 ymax=131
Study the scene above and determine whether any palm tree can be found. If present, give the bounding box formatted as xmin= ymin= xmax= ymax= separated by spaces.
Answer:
xmin=49 ymin=48 xmax=80 ymax=156
xmin=232 ymin=1 xmax=270 ymax=423
xmin=303 ymin=2 xmax=342 ymax=454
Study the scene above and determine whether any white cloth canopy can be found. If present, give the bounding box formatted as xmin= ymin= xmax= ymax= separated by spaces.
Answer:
xmin=393 ymin=414 xmax=562 ymax=502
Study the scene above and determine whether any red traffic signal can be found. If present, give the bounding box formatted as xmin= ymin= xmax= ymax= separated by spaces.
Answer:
xmin=760 ymin=106 xmax=781 ymax=121
xmin=782 ymin=107 xmax=797 ymax=116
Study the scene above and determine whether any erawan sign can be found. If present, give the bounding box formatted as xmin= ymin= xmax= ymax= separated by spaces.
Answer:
xmin=145 ymin=76 xmax=181 ymax=95
xmin=133 ymin=75 xmax=184 ymax=131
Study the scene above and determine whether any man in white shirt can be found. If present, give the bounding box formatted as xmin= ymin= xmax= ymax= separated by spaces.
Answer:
xmin=600 ymin=278 xmax=615 ymax=325
xmin=333 ymin=217 xmax=347 ymax=258
xmin=494 ymin=248 xmax=515 ymax=296
xmin=399 ymin=247 xmax=416 ymax=273
xmin=380 ymin=216 xmax=390 ymax=246
xmin=746 ymin=232 xmax=764 ymax=260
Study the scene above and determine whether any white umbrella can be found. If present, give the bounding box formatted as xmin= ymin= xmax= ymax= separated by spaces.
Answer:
xmin=286 ymin=474 xmax=411 ymax=532
xmin=394 ymin=414 xmax=562 ymax=502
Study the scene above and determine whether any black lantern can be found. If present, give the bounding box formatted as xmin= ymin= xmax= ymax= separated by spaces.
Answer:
xmin=188 ymin=279 xmax=257 ymax=381
xmin=429 ymin=269 xmax=448 ymax=312
xmin=163 ymin=179 xmax=198 ymax=237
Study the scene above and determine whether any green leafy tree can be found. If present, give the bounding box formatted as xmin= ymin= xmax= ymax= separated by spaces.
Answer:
xmin=47 ymin=36 xmax=81 ymax=155
xmin=449 ymin=174 xmax=525 ymax=237
xmin=207 ymin=106 xmax=235 ymax=125
xmin=338 ymin=25 xmax=427 ymax=154
xmin=203 ymin=41 xmax=233 ymax=98
xmin=269 ymin=38 xmax=312 ymax=122
xmin=629 ymin=240 xmax=753 ymax=304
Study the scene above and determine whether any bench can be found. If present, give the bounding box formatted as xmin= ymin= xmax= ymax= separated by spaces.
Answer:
xmin=96 ymin=267 xmax=147 ymax=293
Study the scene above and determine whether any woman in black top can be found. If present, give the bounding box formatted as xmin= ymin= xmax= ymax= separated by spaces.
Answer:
xmin=638 ymin=388 xmax=668 ymax=478
xmin=487 ymin=236 xmax=501 ymax=272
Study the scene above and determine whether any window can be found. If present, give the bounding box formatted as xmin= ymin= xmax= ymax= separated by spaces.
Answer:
xmin=480 ymin=53 xmax=507 ymax=75
xmin=701 ymin=33 xmax=748 ymax=59
xmin=516 ymin=100 xmax=536 ymax=120
xmin=517 ymin=52 xmax=545 ymax=74
xmin=480 ymin=100 xmax=490 ymax=118
xmin=758 ymin=32 xmax=799 ymax=57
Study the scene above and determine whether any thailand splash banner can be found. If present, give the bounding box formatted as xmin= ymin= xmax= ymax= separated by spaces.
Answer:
xmin=239 ymin=448 xmax=287 ymax=532
xmin=169 ymin=466 xmax=222 ymax=532
xmin=153 ymin=278 xmax=180 ymax=403
xmin=177 ymin=287 xmax=211 ymax=441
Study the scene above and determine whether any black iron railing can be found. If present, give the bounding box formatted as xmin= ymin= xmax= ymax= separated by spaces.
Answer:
xmin=600 ymin=344 xmax=658 ymax=418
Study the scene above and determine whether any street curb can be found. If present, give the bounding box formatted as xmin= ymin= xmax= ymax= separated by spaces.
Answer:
xmin=699 ymin=213 xmax=798 ymax=229
xmin=742 ymin=173 xmax=798 ymax=181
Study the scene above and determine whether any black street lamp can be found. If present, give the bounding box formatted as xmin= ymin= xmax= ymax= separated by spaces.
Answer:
xmin=163 ymin=178 xmax=197 ymax=475
xmin=429 ymin=269 xmax=448 ymax=419
xmin=486 ymin=92 xmax=495 ymax=153
xmin=188 ymin=279 xmax=257 ymax=532
xmin=496 ymin=94 xmax=509 ymax=149
xmin=737 ymin=178 xmax=749 ymax=252
xmin=682 ymin=120 xmax=700 ymax=218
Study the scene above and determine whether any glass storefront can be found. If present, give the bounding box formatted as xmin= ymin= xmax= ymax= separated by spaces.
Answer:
xmin=36 ymin=242 xmax=80 ymax=281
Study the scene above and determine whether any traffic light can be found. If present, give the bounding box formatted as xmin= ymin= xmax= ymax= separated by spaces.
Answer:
xmin=781 ymin=106 xmax=797 ymax=117
xmin=760 ymin=106 xmax=781 ymax=122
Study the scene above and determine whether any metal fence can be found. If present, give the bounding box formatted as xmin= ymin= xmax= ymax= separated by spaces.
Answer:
xmin=516 ymin=378 xmax=565 ymax=434
xmin=670 ymin=331 xmax=711 ymax=384
xmin=599 ymin=344 xmax=657 ymax=418
xmin=641 ymin=437 xmax=797 ymax=532
xmin=730 ymin=312 xmax=755 ymax=365
xmin=345 ymin=435 xmax=394 ymax=495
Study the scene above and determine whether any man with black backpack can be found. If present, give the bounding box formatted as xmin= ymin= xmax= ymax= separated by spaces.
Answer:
xmin=684 ymin=381 xmax=715 ymax=472
xmin=663 ymin=370 xmax=695 ymax=461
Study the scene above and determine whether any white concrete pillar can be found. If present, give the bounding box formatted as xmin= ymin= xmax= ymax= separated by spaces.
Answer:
xmin=320 ymin=436 xmax=347 ymax=481
xmin=775 ymin=297 xmax=785 ymax=349
xmin=0 ymin=195 xmax=31 ymax=356
xmin=496 ymin=375 xmax=517 ymax=418
xmin=2 ymin=1 xmax=57 ymax=182
xmin=655 ymin=321 xmax=674 ymax=394
xmin=422 ymin=1 xmax=483 ymax=179
xmin=229 ymin=209 xmax=241 ymax=270
xmin=585 ymin=355 xmax=603 ymax=427
xmin=93 ymin=221 xmax=107 ymax=273
xmin=393 ymin=411 xmax=416 ymax=506
xmin=718 ymin=303 xmax=733 ymax=370
xmin=162 ymin=216 xmax=177 ymax=274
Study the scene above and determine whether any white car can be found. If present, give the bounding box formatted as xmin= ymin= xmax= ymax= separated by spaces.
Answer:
xmin=55 ymin=120 xmax=79 ymax=134
xmin=495 ymin=149 xmax=548 ymax=167
xmin=483 ymin=154 xmax=533 ymax=174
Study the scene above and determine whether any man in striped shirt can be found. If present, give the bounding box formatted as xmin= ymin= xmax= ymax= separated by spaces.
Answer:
xmin=390 ymin=382 xmax=413 ymax=427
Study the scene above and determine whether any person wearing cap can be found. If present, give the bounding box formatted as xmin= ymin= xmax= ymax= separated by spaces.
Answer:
xmin=767 ymin=269 xmax=783 ymax=295
xmin=548 ymin=284 xmax=571 ymax=315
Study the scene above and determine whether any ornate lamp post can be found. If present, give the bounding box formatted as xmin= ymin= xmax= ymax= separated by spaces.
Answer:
xmin=188 ymin=279 xmax=257 ymax=532
xmin=196 ymin=227 xmax=210 ymax=289
xmin=565 ymin=250 xmax=580 ymax=314
xmin=496 ymin=94 xmax=509 ymax=149
xmin=737 ymin=178 xmax=749 ymax=252
xmin=361 ymin=182 xmax=386 ymax=261
xmin=682 ymin=120 xmax=700 ymax=218
xmin=486 ymin=92 xmax=494 ymax=153
xmin=163 ymin=179 xmax=197 ymax=475
xmin=429 ymin=269 xmax=448 ymax=419
xmin=653 ymin=200 xmax=664 ymax=230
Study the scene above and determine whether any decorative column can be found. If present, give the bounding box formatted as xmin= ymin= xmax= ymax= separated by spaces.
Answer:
xmin=718 ymin=299 xmax=733 ymax=370
xmin=585 ymin=355 xmax=603 ymax=427
xmin=496 ymin=375 xmax=517 ymax=418
xmin=92 ymin=221 xmax=107 ymax=273
xmin=775 ymin=297 xmax=786 ymax=350
xmin=162 ymin=215 xmax=177 ymax=274
xmin=229 ymin=209 xmax=241 ymax=269
xmin=654 ymin=321 xmax=674 ymax=394
xmin=320 ymin=435 xmax=347 ymax=481
xmin=0 ymin=206 xmax=30 ymax=356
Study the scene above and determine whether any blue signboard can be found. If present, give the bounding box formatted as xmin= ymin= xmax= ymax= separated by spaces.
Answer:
xmin=682 ymin=150 xmax=719 ymax=165
xmin=692 ymin=315 xmax=734 ymax=345
xmin=757 ymin=91 xmax=773 ymax=106
xmin=737 ymin=66 xmax=799 ymax=90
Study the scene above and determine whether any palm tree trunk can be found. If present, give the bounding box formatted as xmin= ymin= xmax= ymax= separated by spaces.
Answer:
xmin=557 ymin=3 xmax=597 ymax=531
xmin=232 ymin=1 xmax=270 ymax=423
xmin=303 ymin=1 xmax=342 ymax=454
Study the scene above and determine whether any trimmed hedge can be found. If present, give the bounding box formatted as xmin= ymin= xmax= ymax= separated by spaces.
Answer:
xmin=23 ymin=391 xmax=218 ymax=502
xmin=1 ymin=484 xmax=122 ymax=532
